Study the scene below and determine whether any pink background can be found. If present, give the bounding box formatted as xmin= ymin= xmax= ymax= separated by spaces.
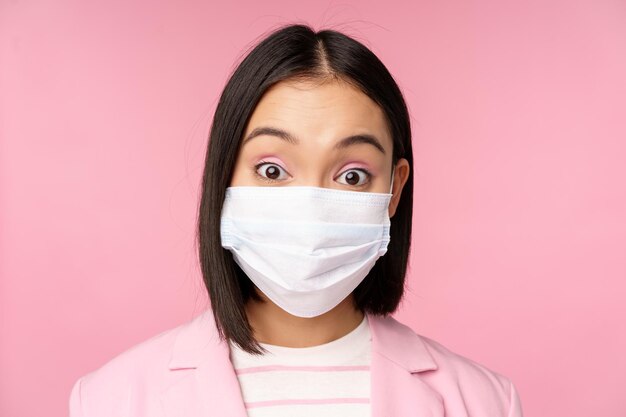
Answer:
xmin=2 ymin=1 xmax=625 ymax=416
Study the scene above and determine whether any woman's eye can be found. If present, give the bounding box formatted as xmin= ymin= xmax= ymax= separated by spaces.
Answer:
xmin=254 ymin=162 xmax=289 ymax=181
xmin=336 ymin=168 xmax=371 ymax=187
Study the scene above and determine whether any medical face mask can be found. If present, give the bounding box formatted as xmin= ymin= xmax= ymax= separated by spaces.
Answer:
xmin=220 ymin=173 xmax=395 ymax=318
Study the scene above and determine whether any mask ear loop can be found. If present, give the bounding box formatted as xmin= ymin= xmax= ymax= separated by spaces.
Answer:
xmin=389 ymin=168 xmax=395 ymax=194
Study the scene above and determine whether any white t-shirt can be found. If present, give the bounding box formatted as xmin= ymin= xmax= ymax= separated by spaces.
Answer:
xmin=228 ymin=314 xmax=372 ymax=417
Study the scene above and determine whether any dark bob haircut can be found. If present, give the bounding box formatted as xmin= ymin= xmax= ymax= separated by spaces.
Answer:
xmin=197 ymin=23 xmax=414 ymax=355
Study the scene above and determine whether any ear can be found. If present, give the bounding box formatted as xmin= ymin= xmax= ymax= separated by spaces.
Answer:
xmin=388 ymin=158 xmax=410 ymax=218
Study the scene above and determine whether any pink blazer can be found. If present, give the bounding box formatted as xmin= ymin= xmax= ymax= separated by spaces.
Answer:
xmin=69 ymin=309 xmax=523 ymax=416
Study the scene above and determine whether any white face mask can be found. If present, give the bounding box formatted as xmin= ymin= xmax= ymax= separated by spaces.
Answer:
xmin=220 ymin=172 xmax=395 ymax=318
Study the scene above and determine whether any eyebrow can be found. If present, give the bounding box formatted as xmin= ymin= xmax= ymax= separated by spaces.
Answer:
xmin=243 ymin=126 xmax=386 ymax=155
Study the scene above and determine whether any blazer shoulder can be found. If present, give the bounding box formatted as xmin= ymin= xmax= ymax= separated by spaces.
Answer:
xmin=69 ymin=315 xmax=196 ymax=417
xmin=418 ymin=333 xmax=510 ymax=382
xmin=415 ymin=333 xmax=523 ymax=416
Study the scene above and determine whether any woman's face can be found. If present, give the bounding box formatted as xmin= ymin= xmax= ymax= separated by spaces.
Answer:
xmin=230 ymin=78 xmax=409 ymax=217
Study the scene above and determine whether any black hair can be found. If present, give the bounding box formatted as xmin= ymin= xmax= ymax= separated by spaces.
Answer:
xmin=196 ymin=23 xmax=414 ymax=355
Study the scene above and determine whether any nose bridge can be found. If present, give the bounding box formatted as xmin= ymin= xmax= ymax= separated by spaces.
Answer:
xmin=295 ymin=167 xmax=328 ymax=188
xmin=293 ymin=146 xmax=333 ymax=188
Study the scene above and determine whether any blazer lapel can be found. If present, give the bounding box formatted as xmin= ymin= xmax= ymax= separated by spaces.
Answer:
xmin=367 ymin=313 xmax=445 ymax=416
xmin=160 ymin=310 xmax=248 ymax=417
xmin=161 ymin=309 xmax=444 ymax=417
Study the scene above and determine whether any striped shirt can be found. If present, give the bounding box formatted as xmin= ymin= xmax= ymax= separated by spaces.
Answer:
xmin=228 ymin=314 xmax=372 ymax=417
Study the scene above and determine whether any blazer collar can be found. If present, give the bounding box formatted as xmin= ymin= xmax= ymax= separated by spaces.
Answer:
xmin=167 ymin=308 xmax=438 ymax=374
xmin=161 ymin=308 xmax=442 ymax=417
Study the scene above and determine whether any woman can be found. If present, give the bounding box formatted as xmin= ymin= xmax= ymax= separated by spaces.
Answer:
xmin=69 ymin=23 xmax=523 ymax=416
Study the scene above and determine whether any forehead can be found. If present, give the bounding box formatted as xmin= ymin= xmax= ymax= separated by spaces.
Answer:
xmin=245 ymin=78 xmax=392 ymax=149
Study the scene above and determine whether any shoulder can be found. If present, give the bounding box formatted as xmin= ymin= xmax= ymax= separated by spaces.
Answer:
xmin=420 ymin=331 xmax=511 ymax=383
xmin=409 ymin=324 xmax=523 ymax=416
xmin=369 ymin=314 xmax=523 ymax=415
xmin=69 ymin=314 xmax=196 ymax=417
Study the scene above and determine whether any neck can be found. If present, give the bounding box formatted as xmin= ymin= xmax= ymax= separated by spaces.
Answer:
xmin=244 ymin=288 xmax=365 ymax=348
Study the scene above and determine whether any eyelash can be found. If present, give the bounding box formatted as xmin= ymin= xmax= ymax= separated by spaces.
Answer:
xmin=253 ymin=161 xmax=284 ymax=183
xmin=338 ymin=168 xmax=372 ymax=187
xmin=253 ymin=160 xmax=372 ymax=186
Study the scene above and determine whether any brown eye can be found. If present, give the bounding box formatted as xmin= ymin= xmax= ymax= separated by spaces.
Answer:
xmin=336 ymin=169 xmax=371 ymax=186
xmin=255 ymin=162 xmax=288 ymax=181
xmin=345 ymin=171 xmax=360 ymax=185
xmin=264 ymin=165 xmax=280 ymax=179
